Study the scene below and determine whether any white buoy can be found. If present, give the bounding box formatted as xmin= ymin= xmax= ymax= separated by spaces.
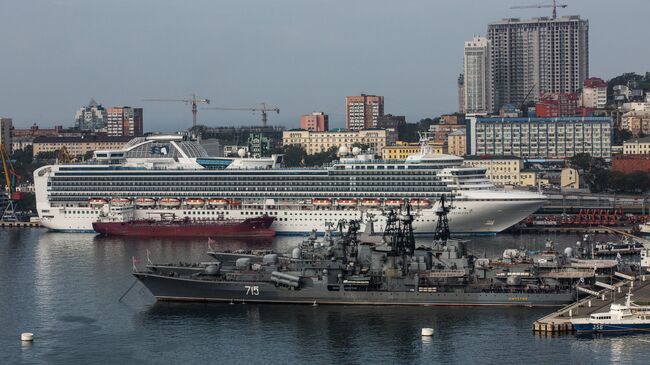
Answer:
xmin=421 ymin=328 xmax=434 ymax=337
xmin=21 ymin=333 xmax=34 ymax=341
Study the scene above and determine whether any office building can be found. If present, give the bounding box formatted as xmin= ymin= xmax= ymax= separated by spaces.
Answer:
xmin=621 ymin=111 xmax=650 ymax=136
xmin=623 ymin=137 xmax=650 ymax=155
xmin=300 ymin=112 xmax=329 ymax=132
xmin=467 ymin=116 xmax=612 ymax=160
xmin=463 ymin=36 xmax=492 ymax=114
xmin=488 ymin=16 xmax=589 ymax=111
xmin=74 ymin=99 xmax=108 ymax=132
xmin=107 ymin=107 xmax=143 ymax=137
xmin=447 ymin=129 xmax=467 ymax=156
xmin=345 ymin=94 xmax=384 ymax=130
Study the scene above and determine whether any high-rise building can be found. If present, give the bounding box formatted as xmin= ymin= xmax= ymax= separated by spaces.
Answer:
xmin=457 ymin=74 xmax=465 ymax=114
xmin=463 ymin=36 xmax=492 ymax=114
xmin=0 ymin=117 xmax=12 ymax=153
xmin=107 ymin=107 xmax=143 ymax=137
xmin=74 ymin=98 xmax=108 ymax=132
xmin=300 ymin=112 xmax=329 ymax=132
xmin=582 ymin=77 xmax=608 ymax=109
xmin=345 ymin=94 xmax=384 ymax=130
xmin=487 ymin=16 xmax=589 ymax=111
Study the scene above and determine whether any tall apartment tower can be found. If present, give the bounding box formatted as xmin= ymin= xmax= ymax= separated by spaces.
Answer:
xmin=74 ymin=98 xmax=108 ymax=132
xmin=487 ymin=16 xmax=589 ymax=112
xmin=107 ymin=107 xmax=143 ymax=137
xmin=345 ymin=94 xmax=384 ymax=130
xmin=457 ymin=74 xmax=465 ymax=114
xmin=463 ymin=36 xmax=492 ymax=114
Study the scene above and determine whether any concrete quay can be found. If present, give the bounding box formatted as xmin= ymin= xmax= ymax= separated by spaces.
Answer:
xmin=0 ymin=221 xmax=42 ymax=228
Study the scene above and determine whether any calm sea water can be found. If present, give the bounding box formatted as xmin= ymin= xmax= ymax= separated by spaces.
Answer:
xmin=2 ymin=229 xmax=649 ymax=364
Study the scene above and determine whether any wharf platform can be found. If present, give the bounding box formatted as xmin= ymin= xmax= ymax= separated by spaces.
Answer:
xmin=0 ymin=221 xmax=42 ymax=228
xmin=532 ymin=274 xmax=650 ymax=334
xmin=510 ymin=226 xmax=634 ymax=235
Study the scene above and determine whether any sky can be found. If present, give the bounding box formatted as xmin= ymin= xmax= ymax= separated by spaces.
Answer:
xmin=1 ymin=0 xmax=649 ymax=132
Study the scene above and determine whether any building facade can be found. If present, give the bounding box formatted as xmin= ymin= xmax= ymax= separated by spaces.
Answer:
xmin=107 ymin=107 xmax=143 ymax=137
xmin=621 ymin=111 xmax=650 ymax=136
xmin=299 ymin=112 xmax=329 ymax=132
xmin=32 ymin=136 xmax=132 ymax=157
xmin=74 ymin=99 xmax=108 ymax=132
xmin=535 ymin=92 xmax=579 ymax=117
xmin=462 ymin=156 xmax=526 ymax=186
xmin=0 ymin=117 xmax=12 ymax=153
xmin=381 ymin=145 xmax=421 ymax=160
xmin=487 ymin=16 xmax=589 ymax=111
xmin=345 ymin=94 xmax=384 ymax=130
xmin=283 ymin=129 xmax=388 ymax=155
xmin=560 ymin=168 xmax=580 ymax=189
xmin=612 ymin=155 xmax=650 ymax=176
xmin=447 ymin=129 xmax=467 ymax=156
xmin=463 ymin=36 xmax=492 ymax=114
xmin=582 ymin=77 xmax=607 ymax=109
xmin=458 ymin=73 xmax=465 ymax=114
xmin=623 ymin=137 xmax=650 ymax=155
xmin=468 ymin=116 xmax=612 ymax=160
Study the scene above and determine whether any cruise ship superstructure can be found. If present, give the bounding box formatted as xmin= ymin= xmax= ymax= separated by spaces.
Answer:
xmin=34 ymin=135 xmax=546 ymax=234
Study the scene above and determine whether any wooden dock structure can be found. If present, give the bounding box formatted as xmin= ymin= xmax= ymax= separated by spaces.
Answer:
xmin=0 ymin=221 xmax=42 ymax=228
xmin=532 ymin=274 xmax=650 ymax=334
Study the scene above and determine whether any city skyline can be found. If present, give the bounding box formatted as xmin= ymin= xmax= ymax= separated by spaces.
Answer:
xmin=1 ymin=0 xmax=648 ymax=131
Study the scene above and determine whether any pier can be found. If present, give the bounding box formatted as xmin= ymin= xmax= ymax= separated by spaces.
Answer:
xmin=532 ymin=274 xmax=650 ymax=334
xmin=0 ymin=221 xmax=42 ymax=228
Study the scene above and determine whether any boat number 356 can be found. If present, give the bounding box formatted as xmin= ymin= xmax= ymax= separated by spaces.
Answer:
xmin=244 ymin=285 xmax=260 ymax=296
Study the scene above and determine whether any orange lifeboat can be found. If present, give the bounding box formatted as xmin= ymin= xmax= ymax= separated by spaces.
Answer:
xmin=207 ymin=198 xmax=229 ymax=207
xmin=159 ymin=198 xmax=181 ymax=207
xmin=312 ymin=198 xmax=332 ymax=206
xmin=110 ymin=197 xmax=131 ymax=206
xmin=409 ymin=199 xmax=431 ymax=208
xmin=135 ymin=197 xmax=156 ymax=207
xmin=336 ymin=198 xmax=357 ymax=207
xmin=361 ymin=199 xmax=381 ymax=207
xmin=88 ymin=198 xmax=108 ymax=206
xmin=385 ymin=199 xmax=404 ymax=207
xmin=185 ymin=198 xmax=205 ymax=207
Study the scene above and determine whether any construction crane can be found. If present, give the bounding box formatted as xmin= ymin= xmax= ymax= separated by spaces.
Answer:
xmin=510 ymin=0 xmax=567 ymax=20
xmin=143 ymin=94 xmax=210 ymax=128
xmin=203 ymin=103 xmax=280 ymax=127
xmin=1 ymin=143 xmax=19 ymax=221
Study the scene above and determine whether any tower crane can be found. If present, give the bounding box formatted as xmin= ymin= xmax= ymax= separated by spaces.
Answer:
xmin=510 ymin=0 xmax=567 ymax=20
xmin=143 ymin=94 xmax=210 ymax=128
xmin=1 ymin=143 xmax=19 ymax=221
xmin=203 ymin=103 xmax=280 ymax=127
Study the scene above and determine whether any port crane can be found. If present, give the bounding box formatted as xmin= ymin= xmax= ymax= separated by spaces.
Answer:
xmin=510 ymin=0 xmax=567 ymax=19
xmin=1 ymin=143 xmax=19 ymax=221
xmin=204 ymin=103 xmax=280 ymax=127
xmin=143 ymin=94 xmax=210 ymax=128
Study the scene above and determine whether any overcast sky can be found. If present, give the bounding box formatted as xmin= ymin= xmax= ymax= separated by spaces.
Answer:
xmin=1 ymin=0 xmax=648 ymax=131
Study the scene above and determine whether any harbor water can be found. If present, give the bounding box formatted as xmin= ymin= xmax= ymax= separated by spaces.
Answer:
xmin=2 ymin=229 xmax=650 ymax=364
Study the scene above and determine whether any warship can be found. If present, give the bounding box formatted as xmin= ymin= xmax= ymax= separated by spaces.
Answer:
xmin=132 ymin=197 xmax=601 ymax=307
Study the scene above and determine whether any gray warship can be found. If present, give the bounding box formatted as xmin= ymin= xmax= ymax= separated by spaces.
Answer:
xmin=132 ymin=197 xmax=609 ymax=307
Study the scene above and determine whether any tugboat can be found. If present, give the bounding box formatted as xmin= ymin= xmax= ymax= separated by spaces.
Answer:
xmin=132 ymin=197 xmax=578 ymax=306
xmin=571 ymin=293 xmax=650 ymax=333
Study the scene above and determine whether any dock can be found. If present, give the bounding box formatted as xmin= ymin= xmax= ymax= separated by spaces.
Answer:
xmin=532 ymin=273 xmax=650 ymax=334
xmin=511 ymin=226 xmax=634 ymax=234
xmin=0 ymin=221 xmax=42 ymax=228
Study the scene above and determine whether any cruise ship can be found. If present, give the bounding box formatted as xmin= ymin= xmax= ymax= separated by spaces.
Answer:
xmin=34 ymin=135 xmax=546 ymax=234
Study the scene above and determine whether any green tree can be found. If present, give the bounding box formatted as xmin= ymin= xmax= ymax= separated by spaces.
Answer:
xmin=568 ymin=153 xmax=610 ymax=193
xmin=305 ymin=146 xmax=338 ymax=167
xmin=282 ymin=145 xmax=306 ymax=167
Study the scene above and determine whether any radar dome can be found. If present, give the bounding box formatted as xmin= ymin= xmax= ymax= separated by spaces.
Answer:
xmin=564 ymin=247 xmax=574 ymax=258
xmin=338 ymin=146 xmax=349 ymax=156
xmin=238 ymin=149 xmax=247 ymax=158
xmin=352 ymin=147 xmax=361 ymax=155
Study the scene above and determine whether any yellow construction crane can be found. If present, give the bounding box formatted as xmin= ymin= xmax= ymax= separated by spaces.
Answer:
xmin=143 ymin=93 xmax=210 ymax=128
xmin=510 ymin=0 xmax=567 ymax=20
xmin=1 ymin=143 xmax=19 ymax=221
xmin=203 ymin=103 xmax=280 ymax=127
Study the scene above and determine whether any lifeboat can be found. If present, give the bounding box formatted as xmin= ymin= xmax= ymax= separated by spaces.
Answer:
xmin=336 ymin=198 xmax=357 ymax=207
xmin=385 ymin=199 xmax=404 ymax=207
xmin=312 ymin=198 xmax=332 ymax=206
xmin=135 ymin=197 xmax=156 ymax=207
xmin=88 ymin=198 xmax=108 ymax=206
xmin=361 ymin=199 xmax=381 ymax=207
xmin=185 ymin=198 xmax=205 ymax=207
xmin=207 ymin=198 xmax=229 ymax=207
xmin=110 ymin=197 xmax=131 ymax=206
xmin=159 ymin=198 xmax=181 ymax=207
xmin=409 ymin=199 xmax=431 ymax=208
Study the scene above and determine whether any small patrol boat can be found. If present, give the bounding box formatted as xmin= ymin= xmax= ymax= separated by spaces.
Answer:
xmin=571 ymin=293 xmax=650 ymax=333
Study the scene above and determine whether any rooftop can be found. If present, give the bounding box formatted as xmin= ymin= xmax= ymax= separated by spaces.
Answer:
xmin=33 ymin=135 xmax=133 ymax=143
